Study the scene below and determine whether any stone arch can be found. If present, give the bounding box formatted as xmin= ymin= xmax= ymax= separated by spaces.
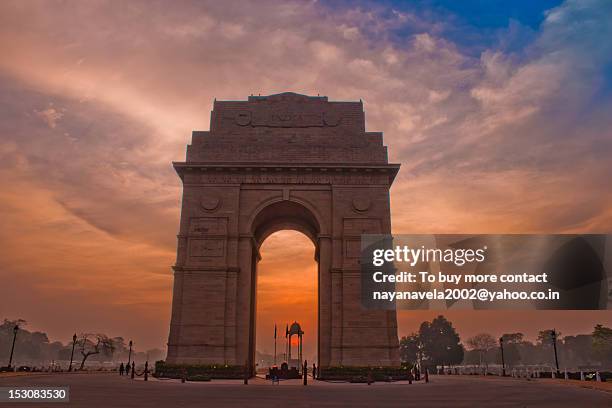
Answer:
xmin=166 ymin=92 xmax=401 ymax=375
xmin=250 ymin=200 xmax=322 ymax=249
xmin=248 ymin=201 xmax=321 ymax=372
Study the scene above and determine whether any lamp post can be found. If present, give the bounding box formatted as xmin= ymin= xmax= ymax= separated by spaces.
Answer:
xmin=68 ymin=333 xmax=77 ymax=372
xmin=499 ymin=337 xmax=506 ymax=377
xmin=7 ymin=325 xmax=19 ymax=370
xmin=127 ymin=340 xmax=133 ymax=367
xmin=551 ymin=329 xmax=560 ymax=375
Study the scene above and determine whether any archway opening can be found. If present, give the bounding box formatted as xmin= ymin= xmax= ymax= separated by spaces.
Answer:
xmin=254 ymin=230 xmax=318 ymax=374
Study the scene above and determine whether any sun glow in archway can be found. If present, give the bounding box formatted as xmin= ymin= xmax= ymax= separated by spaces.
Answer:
xmin=255 ymin=230 xmax=317 ymax=368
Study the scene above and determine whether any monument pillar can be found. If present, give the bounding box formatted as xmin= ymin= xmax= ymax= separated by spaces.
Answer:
xmin=317 ymin=235 xmax=333 ymax=368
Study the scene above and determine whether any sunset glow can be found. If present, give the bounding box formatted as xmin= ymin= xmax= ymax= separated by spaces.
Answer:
xmin=0 ymin=0 xmax=611 ymax=354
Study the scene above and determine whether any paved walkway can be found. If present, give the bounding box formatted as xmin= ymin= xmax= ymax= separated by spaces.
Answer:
xmin=0 ymin=372 xmax=610 ymax=407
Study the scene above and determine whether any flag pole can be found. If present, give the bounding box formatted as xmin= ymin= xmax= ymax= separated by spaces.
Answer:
xmin=274 ymin=323 xmax=277 ymax=365
xmin=285 ymin=323 xmax=289 ymax=363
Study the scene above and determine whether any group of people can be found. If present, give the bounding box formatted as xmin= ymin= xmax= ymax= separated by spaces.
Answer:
xmin=119 ymin=361 xmax=135 ymax=376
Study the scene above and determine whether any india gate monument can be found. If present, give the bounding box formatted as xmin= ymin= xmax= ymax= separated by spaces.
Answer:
xmin=166 ymin=92 xmax=401 ymax=373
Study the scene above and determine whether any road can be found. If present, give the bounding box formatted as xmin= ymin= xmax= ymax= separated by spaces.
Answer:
xmin=0 ymin=372 xmax=610 ymax=407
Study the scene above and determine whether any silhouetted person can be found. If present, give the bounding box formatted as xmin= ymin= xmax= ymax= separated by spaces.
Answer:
xmin=131 ymin=362 xmax=135 ymax=379
xmin=312 ymin=363 xmax=316 ymax=380
xmin=119 ymin=363 xmax=124 ymax=376
xmin=125 ymin=362 xmax=130 ymax=376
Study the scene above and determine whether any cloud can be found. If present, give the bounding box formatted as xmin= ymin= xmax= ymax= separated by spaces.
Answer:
xmin=35 ymin=105 xmax=65 ymax=128
xmin=0 ymin=0 xmax=610 ymax=349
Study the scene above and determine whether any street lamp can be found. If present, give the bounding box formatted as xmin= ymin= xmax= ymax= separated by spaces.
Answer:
xmin=8 ymin=325 xmax=19 ymax=370
xmin=69 ymin=333 xmax=77 ymax=372
xmin=551 ymin=329 xmax=560 ymax=375
xmin=499 ymin=337 xmax=506 ymax=377
xmin=127 ymin=340 xmax=133 ymax=367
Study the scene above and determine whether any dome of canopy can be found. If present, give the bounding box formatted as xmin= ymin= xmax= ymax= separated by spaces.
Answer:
xmin=289 ymin=321 xmax=303 ymax=335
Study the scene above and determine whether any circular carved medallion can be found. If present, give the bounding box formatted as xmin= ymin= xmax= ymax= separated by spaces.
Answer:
xmin=352 ymin=197 xmax=371 ymax=212
xmin=200 ymin=196 xmax=220 ymax=212
xmin=235 ymin=111 xmax=252 ymax=126
xmin=323 ymin=111 xmax=341 ymax=127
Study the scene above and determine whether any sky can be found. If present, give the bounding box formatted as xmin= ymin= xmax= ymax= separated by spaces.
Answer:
xmin=0 ymin=0 xmax=611 ymax=357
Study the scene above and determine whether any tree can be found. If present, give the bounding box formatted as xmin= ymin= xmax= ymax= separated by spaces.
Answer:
xmin=77 ymin=334 xmax=115 ymax=370
xmin=502 ymin=333 xmax=523 ymax=344
xmin=592 ymin=324 xmax=612 ymax=364
xmin=562 ymin=335 xmax=594 ymax=367
xmin=419 ymin=315 xmax=463 ymax=369
xmin=399 ymin=333 xmax=422 ymax=365
xmin=537 ymin=329 xmax=560 ymax=346
xmin=498 ymin=333 xmax=523 ymax=368
xmin=467 ymin=333 xmax=497 ymax=369
xmin=1 ymin=319 xmax=52 ymax=365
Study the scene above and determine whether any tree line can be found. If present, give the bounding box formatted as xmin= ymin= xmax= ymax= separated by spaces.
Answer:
xmin=400 ymin=315 xmax=612 ymax=370
xmin=0 ymin=319 xmax=164 ymax=369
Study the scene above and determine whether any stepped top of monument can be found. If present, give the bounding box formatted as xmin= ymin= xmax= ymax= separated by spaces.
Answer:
xmin=210 ymin=91 xmax=364 ymax=132
xmin=182 ymin=92 xmax=394 ymax=165
xmin=246 ymin=91 xmax=329 ymax=102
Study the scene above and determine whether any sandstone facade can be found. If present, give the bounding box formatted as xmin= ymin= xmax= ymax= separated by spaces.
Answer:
xmin=166 ymin=92 xmax=400 ymax=370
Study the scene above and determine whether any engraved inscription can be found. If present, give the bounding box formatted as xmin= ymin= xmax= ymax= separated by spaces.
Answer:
xmin=234 ymin=110 xmax=341 ymax=128
xmin=343 ymin=218 xmax=382 ymax=235
xmin=189 ymin=218 xmax=227 ymax=235
xmin=189 ymin=238 xmax=225 ymax=257
xmin=195 ymin=173 xmax=389 ymax=185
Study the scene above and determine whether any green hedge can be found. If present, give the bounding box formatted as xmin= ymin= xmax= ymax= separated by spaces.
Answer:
xmin=155 ymin=361 xmax=415 ymax=381
xmin=319 ymin=365 xmax=414 ymax=381
xmin=187 ymin=374 xmax=212 ymax=381
xmin=154 ymin=361 xmax=245 ymax=379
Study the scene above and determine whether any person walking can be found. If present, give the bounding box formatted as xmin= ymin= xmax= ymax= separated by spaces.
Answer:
xmin=125 ymin=362 xmax=130 ymax=376
xmin=119 ymin=362 xmax=124 ymax=376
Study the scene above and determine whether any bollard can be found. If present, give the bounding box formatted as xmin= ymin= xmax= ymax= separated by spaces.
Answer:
xmin=580 ymin=371 xmax=584 ymax=381
xmin=303 ymin=360 xmax=308 ymax=386
xmin=144 ymin=361 xmax=148 ymax=382
xmin=131 ymin=362 xmax=135 ymax=379
xmin=425 ymin=368 xmax=429 ymax=383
